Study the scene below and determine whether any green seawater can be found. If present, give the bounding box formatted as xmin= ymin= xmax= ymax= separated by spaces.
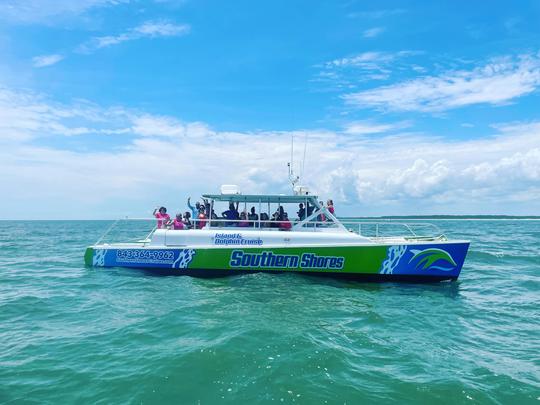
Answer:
xmin=1 ymin=220 xmax=539 ymax=404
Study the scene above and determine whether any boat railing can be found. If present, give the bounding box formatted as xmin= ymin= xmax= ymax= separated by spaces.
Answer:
xmin=93 ymin=218 xmax=157 ymax=246
xmin=339 ymin=220 xmax=445 ymax=240
xmin=93 ymin=217 xmax=445 ymax=245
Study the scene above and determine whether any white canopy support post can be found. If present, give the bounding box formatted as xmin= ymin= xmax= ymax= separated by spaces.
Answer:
xmin=258 ymin=199 xmax=261 ymax=229
xmin=210 ymin=199 xmax=214 ymax=228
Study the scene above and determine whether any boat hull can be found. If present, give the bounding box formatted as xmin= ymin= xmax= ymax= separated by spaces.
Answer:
xmin=85 ymin=241 xmax=469 ymax=282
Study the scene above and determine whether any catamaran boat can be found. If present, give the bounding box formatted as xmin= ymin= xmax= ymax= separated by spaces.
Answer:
xmin=85 ymin=185 xmax=470 ymax=282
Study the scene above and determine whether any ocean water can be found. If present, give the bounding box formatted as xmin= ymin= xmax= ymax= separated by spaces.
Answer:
xmin=1 ymin=220 xmax=538 ymax=404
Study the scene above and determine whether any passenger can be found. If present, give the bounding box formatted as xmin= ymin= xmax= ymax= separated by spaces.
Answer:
xmin=327 ymin=199 xmax=335 ymax=215
xmin=222 ymin=202 xmax=240 ymax=226
xmin=279 ymin=212 xmax=292 ymax=231
xmin=202 ymin=198 xmax=211 ymax=217
xmin=183 ymin=211 xmax=192 ymax=229
xmin=297 ymin=203 xmax=305 ymax=221
xmin=306 ymin=202 xmax=314 ymax=218
xmin=248 ymin=206 xmax=259 ymax=227
xmin=260 ymin=212 xmax=270 ymax=228
xmin=271 ymin=211 xmax=280 ymax=228
xmin=172 ymin=213 xmax=184 ymax=230
xmin=197 ymin=206 xmax=207 ymax=229
xmin=187 ymin=197 xmax=201 ymax=220
xmin=210 ymin=209 xmax=219 ymax=226
xmin=270 ymin=206 xmax=285 ymax=228
xmin=238 ymin=211 xmax=250 ymax=227
xmin=153 ymin=206 xmax=171 ymax=229
xmin=318 ymin=201 xmax=326 ymax=222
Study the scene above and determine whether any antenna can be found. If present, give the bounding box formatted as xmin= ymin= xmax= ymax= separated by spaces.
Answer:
xmin=287 ymin=135 xmax=299 ymax=190
xmin=301 ymin=132 xmax=308 ymax=180
xmin=291 ymin=135 xmax=294 ymax=169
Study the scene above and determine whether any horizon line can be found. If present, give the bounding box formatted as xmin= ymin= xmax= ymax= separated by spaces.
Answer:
xmin=1 ymin=215 xmax=540 ymax=221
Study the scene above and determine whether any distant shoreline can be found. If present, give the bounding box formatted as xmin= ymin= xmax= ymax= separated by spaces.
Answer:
xmin=340 ymin=215 xmax=540 ymax=220
xmin=347 ymin=215 xmax=540 ymax=220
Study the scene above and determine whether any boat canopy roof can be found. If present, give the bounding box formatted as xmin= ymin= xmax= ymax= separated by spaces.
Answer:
xmin=202 ymin=194 xmax=319 ymax=204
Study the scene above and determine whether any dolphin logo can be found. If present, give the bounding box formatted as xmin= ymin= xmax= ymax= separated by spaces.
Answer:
xmin=409 ymin=248 xmax=457 ymax=271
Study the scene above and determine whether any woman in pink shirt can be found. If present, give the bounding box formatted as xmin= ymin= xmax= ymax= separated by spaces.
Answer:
xmin=279 ymin=212 xmax=292 ymax=231
xmin=238 ymin=211 xmax=250 ymax=227
xmin=326 ymin=200 xmax=335 ymax=215
xmin=318 ymin=200 xmax=327 ymax=222
xmin=153 ymin=206 xmax=171 ymax=229
xmin=196 ymin=207 xmax=208 ymax=230
xmin=171 ymin=213 xmax=184 ymax=230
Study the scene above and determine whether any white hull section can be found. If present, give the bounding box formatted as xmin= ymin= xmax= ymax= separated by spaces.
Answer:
xmin=132 ymin=228 xmax=461 ymax=249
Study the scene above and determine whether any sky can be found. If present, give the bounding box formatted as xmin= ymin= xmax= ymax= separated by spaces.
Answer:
xmin=1 ymin=0 xmax=539 ymax=219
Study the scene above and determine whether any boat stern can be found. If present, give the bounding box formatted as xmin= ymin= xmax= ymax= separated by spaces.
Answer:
xmin=84 ymin=246 xmax=94 ymax=266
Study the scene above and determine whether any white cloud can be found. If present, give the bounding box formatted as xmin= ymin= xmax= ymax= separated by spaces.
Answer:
xmin=327 ymin=51 xmax=394 ymax=68
xmin=464 ymin=149 xmax=540 ymax=184
xmin=363 ymin=27 xmax=385 ymax=38
xmin=344 ymin=53 xmax=540 ymax=112
xmin=0 ymin=87 xmax=72 ymax=140
xmin=489 ymin=121 xmax=540 ymax=134
xmin=343 ymin=120 xmax=411 ymax=135
xmin=0 ymin=87 xmax=129 ymax=141
xmin=316 ymin=51 xmax=417 ymax=86
xmin=1 ymin=86 xmax=539 ymax=217
xmin=134 ymin=20 xmax=189 ymax=36
xmin=131 ymin=114 xmax=185 ymax=137
xmin=78 ymin=20 xmax=190 ymax=52
xmin=32 ymin=54 xmax=64 ymax=67
xmin=129 ymin=114 xmax=216 ymax=139
xmin=385 ymin=159 xmax=451 ymax=198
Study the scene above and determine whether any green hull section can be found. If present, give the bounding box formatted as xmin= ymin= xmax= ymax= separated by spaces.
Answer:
xmin=190 ymin=246 xmax=388 ymax=274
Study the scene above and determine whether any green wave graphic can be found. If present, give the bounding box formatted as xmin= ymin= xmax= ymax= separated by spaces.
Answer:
xmin=409 ymin=248 xmax=457 ymax=271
